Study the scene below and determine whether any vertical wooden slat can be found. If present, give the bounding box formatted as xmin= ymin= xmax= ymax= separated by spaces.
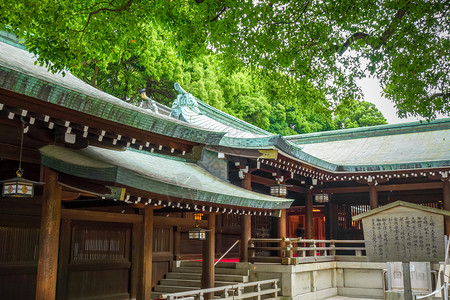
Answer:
xmin=56 ymin=219 xmax=71 ymax=300
xmin=141 ymin=207 xmax=153 ymax=300
xmin=36 ymin=167 xmax=62 ymax=300
xmin=130 ymin=223 xmax=143 ymax=300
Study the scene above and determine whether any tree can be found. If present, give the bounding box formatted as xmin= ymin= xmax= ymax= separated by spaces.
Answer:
xmin=197 ymin=0 xmax=449 ymax=120
xmin=334 ymin=99 xmax=388 ymax=129
xmin=2 ymin=0 xmax=447 ymax=120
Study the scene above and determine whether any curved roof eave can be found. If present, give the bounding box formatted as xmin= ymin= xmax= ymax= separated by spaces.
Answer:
xmin=218 ymin=133 xmax=450 ymax=173
xmin=39 ymin=145 xmax=293 ymax=210
xmin=0 ymin=41 xmax=225 ymax=145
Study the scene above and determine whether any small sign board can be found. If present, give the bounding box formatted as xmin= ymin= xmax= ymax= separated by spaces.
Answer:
xmin=353 ymin=201 xmax=450 ymax=262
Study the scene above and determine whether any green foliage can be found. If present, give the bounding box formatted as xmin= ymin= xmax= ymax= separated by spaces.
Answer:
xmin=335 ymin=99 xmax=388 ymax=129
xmin=1 ymin=0 xmax=399 ymax=134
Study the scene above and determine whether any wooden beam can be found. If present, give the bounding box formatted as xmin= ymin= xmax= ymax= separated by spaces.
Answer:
xmin=154 ymin=216 xmax=207 ymax=228
xmin=36 ymin=167 xmax=62 ymax=300
xmin=318 ymin=181 xmax=443 ymax=194
xmin=0 ymin=142 xmax=41 ymax=163
xmin=0 ymin=89 xmax=197 ymax=152
xmin=251 ymin=174 xmax=306 ymax=193
xmin=61 ymin=209 xmax=143 ymax=223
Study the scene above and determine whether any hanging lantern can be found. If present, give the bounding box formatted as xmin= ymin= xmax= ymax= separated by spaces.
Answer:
xmin=270 ymin=185 xmax=287 ymax=197
xmin=2 ymin=169 xmax=35 ymax=197
xmin=188 ymin=213 xmax=209 ymax=240
xmin=1 ymin=119 xmax=43 ymax=198
xmin=314 ymin=193 xmax=329 ymax=203
xmin=188 ymin=226 xmax=207 ymax=240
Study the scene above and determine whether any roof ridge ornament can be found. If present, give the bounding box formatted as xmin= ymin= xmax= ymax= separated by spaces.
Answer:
xmin=139 ymin=88 xmax=159 ymax=114
xmin=169 ymin=83 xmax=201 ymax=121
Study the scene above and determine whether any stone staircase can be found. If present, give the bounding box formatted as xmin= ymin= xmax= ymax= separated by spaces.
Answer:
xmin=151 ymin=261 xmax=249 ymax=299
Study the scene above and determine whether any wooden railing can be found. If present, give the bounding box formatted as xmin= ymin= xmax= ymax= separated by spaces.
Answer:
xmin=160 ymin=279 xmax=280 ymax=300
xmin=248 ymin=238 xmax=366 ymax=264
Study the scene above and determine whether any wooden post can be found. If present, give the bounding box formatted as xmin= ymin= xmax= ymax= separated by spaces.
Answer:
xmin=443 ymin=179 xmax=450 ymax=236
xmin=369 ymin=183 xmax=378 ymax=209
xmin=306 ymin=189 xmax=313 ymax=239
xmin=216 ymin=214 xmax=223 ymax=257
xmin=130 ymin=223 xmax=143 ymax=300
xmin=240 ymin=214 xmax=251 ymax=262
xmin=277 ymin=209 xmax=287 ymax=257
xmin=36 ymin=167 xmax=62 ymax=300
xmin=56 ymin=219 xmax=71 ymax=300
xmin=277 ymin=209 xmax=287 ymax=239
xmin=202 ymin=213 xmax=216 ymax=299
xmin=174 ymin=226 xmax=181 ymax=261
xmin=402 ymin=262 xmax=413 ymax=300
xmin=240 ymin=172 xmax=252 ymax=262
xmin=141 ymin=207 xmax=153 ymax=300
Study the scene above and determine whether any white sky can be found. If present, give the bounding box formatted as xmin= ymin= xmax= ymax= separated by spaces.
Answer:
xmin=357 ymin=77 xmax=447 ymax=124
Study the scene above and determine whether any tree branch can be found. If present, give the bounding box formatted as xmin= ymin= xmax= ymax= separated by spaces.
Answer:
xmin=380 ymin=1 xmax=410 ymax=44
xmin=210 ymin=7 xmax=228 ymax=23
xmin=338 ymin=32 xmax=369 ymax=55
xmin=429 ymin=92 xmax=449 ymax=101
xmin=337 ymin=1 xmax=410 ymax=55
xmin=271 ymin=0 xmax=311 ymax=26
xmin=79 ymin=0 xmax=134 ymax=33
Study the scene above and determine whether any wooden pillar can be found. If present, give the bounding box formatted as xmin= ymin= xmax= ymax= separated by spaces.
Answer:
xmin=202 ymin=213 xmax=215 ymax=294
xmin=328 ymin=203 xmax=338 ymax=240
xmin=277 ymin=209 xmax=287 ymax=238
xmin=216 ymin=214 xmax=223 ymax=256
xmin=240 ymin=172 xmax=252 ymax=262
xmin=174 ymin=226 xmax=181 ymax=261
xmin=36 ymin=167 xmax=62 ymax=300
xmin=240 ymin=215 xmax=251 ymax=262
xmin=130 ymin=223 xmax=143 ymax=300
xmin=305 ymin=189 xmax=314 ymax=239
xmin=141 ymin=207 xmax=153 ymax=300
xmin=443 ymin=179 xmax=450 ymax=236
xmin=369 ymin=183 xmax=378 ymax=209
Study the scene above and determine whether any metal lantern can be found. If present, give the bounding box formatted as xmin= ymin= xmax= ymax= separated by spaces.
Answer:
xmin=2 ymin=169 xmax=35 ymax=197
xmin=314 ymin=193 xmax=329 ymax=203
xmin=188 ymin=213 xmax=208 ymax=240
xmin=270 ymin=185 xmax=287 ymax=197
xmin=1 ymin=121 xmax=43 ymax=198
xmin=188 ymin=226 xmax=207 ymax=240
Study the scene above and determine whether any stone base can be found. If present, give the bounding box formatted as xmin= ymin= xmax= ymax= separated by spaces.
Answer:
xmin=385 ymin=290 xmax=434 ymax=300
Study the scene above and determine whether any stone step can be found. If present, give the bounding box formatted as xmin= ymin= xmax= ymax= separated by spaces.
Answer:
xmin=153 ymin=285 xmax=200 ymax=293
xmin=179 ymin=261 xmax=238 ymax=269
xmin=166 ymin=272 xmax=248 ymax=283
xmin=159 ymin=279 xmax=235 ymax=288
xmin=172 ymin=266 xmax=248 ymax=276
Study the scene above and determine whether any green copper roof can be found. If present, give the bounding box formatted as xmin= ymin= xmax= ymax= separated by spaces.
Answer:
xmin=39 ymin=145 xmax=293 ymax=209
xmin=0 ymin=40 xmax=225 ymax=145
xmin=284 ymin=119 xmax=450 ymax=172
